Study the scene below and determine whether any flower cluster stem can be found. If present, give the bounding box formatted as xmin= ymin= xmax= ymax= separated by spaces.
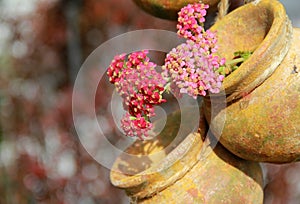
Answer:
xmin=226 ymin=57 xmax=245 ymax=66
xmin=217 ymin=51 xmax=253 ymax=76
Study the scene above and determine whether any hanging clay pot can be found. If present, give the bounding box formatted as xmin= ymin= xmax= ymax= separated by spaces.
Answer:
xmin=110 ymin=109 xmax=263 ymax=203
xmin=132 ymin=0 xmax=247 ymax=20
xmin=132 ymin=0 xmax=220 ymax=20
xmin=203 ymin=0 xmax=300 ymax=163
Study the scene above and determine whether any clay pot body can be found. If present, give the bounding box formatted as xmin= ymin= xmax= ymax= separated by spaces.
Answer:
xmin=110 ymin=110 xmax=263 ymax=203
xmin=203 ymin=0 xmax=300 ymax=163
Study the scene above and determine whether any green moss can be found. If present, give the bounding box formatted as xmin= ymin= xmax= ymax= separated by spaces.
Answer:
xmin=262 ymin=134 xmax=275 ymax=147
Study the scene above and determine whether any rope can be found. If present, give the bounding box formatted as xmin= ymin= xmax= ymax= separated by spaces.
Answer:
xmin=215 ymin=0 xmax=230 ymax=22
xmin=244 ymin=0 xmax=255 ymax=3
xmin=215 ymin=0 xmax=256 ymax=22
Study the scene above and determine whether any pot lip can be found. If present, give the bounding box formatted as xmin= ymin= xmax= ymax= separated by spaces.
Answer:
xmin=210 ymin=0 xmax=292 ymax=101
xmin=110 ymin=131 xmax=203 ymax=186
xmin=110 ymin=111 xmax=206 ymax=197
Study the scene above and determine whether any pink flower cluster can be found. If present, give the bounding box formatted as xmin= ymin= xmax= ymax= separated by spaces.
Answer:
xmin=107 ymin=3 xmax=226 ymax=139
xmin=107 ymin=50 xmax=167 ymax=139
xmin=177 ymin=3 xmax=209 ymax=41
xmin=163 ymin=2 xmax=225 ymax=98
xmin=163 ymin=39 xmax=225 ymax=98
xmin=120 ymin=113 xmax=152 ymax=139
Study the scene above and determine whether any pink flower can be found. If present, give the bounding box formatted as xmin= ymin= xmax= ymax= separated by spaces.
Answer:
xmin=121 ymin=113 xmax=153 ymax=139
xmin=164 ymin=2 xmax=226 ymax=98
xmin=177 ymin=3 xmax=209 ymax=41
xmin=163 ymin=37 xmax=225 ymax=98
xmin=107 ymin=53 xmax=126 ymax=84
xmin=107 ymin=50 xmax=167 ymax=139
xmin=110 ymin=51 xmax=167 ymax=106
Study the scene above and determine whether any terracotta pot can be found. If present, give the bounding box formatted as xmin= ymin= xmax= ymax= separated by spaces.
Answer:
xmin=110 ymin=109 xmax=263 ymax=203
xmin=132 ymin=0 xmax=220 ymax=20
xmin=203 ymin=0 xmax=300 ymax=163
xmin=132 ymin=0 xmax=247 ymax=21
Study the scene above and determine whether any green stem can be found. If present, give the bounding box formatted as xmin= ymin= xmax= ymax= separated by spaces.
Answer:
xmin=216 ymin=57 xmax=245 ymax=76
xmin=164 ymin=81 xmax=171 ymax=93
xmin=225 ymin=57 xmax=245 ymax=66
xmin=130 ymin=116 xmax=136 ymax=120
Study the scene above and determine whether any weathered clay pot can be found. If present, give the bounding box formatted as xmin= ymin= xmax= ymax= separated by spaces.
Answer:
xmin=110 ymin=109 xmax=263 ymax=203
xmin=203 ymin=0 xmax=300 ymax=163
xmin=132 ymin=0 xmax=247 ymax=20
xmin=132 ymin=0 xmax=219 ymax=20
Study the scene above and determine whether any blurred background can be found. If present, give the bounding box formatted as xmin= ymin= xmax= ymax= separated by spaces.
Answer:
xmin=0 ymin=0 xmax=299 ymax=203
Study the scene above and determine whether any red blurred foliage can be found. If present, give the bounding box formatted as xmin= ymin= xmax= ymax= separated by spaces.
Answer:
xmin=0 ymin=0 xmax=173 ymax=203
xmin=0 ymin=0 xmax=299 ymax=203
